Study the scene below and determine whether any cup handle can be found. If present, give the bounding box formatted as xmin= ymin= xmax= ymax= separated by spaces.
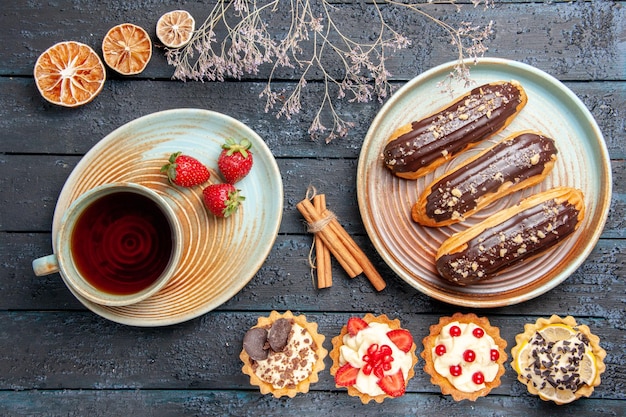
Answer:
xmin=32 ymin=254 xmax=60 ymax=276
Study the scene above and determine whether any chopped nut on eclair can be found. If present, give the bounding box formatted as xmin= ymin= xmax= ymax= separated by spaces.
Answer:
xmin=413 ymin=131 xmax=558 ymax=227
xmin=435 ymin=187 xmax=585 ymax=285
xmin=383 ymin=80 xmax=527 ymax=179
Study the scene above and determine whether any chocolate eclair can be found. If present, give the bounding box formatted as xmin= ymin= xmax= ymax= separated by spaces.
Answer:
xmin=436 ymin=187 xmax=585 ymax=285
xmin=383 ymin=81 xmax=528 ymax=179
xmin=413 ymin=131 xmax=558 ymax=227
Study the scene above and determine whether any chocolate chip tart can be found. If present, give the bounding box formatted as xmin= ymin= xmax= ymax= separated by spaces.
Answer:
xmin=240 ymin=310 xmax=327 ymax=398
xmin=511 ymin=315 xmax=606 ymax=405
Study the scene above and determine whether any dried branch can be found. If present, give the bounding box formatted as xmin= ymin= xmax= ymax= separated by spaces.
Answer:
xmin=164 ymin=0 xmax=494 ymax=142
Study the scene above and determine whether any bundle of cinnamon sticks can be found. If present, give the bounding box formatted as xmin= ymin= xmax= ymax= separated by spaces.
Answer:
xmin=297 ymin=194 xmax=386 ymax=292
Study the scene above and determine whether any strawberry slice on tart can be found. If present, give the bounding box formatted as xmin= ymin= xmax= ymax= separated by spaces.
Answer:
xmin=347 ymin=317 xmax=368 ymax=336
xmin=387 ymin=329 xmax=414 ymax=353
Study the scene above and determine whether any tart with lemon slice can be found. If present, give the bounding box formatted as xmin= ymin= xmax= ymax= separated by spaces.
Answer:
xmin=511 ymin=315 xmax=606 ymax=405
xmin=421 ymin=313 xmax=508 ymax=401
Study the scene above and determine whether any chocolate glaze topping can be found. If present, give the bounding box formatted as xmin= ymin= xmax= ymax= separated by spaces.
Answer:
xmin=437 ymin=198 xmax=580 ymax=285
xmin=383 ymin=82 xmax=524 ymax=175
xmin=425 ymin=133 xmax=558 ymax=223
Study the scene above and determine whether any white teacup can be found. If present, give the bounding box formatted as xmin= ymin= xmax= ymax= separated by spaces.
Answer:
xmin=32 ymin=183 xmax=182 ymax=306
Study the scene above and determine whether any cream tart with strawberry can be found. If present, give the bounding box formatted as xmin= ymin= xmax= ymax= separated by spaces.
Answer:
xmin=422 ymin=313 xmax=507 ymax=401
xmin=330 ymin=314 xmax=418 ymax=403
xmin=511 ymin=315 xmax=606 ymax=405
xmin=240 ymin=310 xmax=327 ymax=398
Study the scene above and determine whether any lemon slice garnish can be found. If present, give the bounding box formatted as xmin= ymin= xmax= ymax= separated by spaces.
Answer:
xmin=537 ymin=323 xmax=576 ymax=343
xmin=579 ymin=349 xmax=597 ymax=385
xmin=539 ymin=384 xmax=578 ymax=404
xmin=513 ymin=340 xmax=530 ymax=373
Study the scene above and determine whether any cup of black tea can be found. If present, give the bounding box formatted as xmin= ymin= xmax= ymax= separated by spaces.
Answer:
xmin=32 ymin=183 xmax=183 ymax=306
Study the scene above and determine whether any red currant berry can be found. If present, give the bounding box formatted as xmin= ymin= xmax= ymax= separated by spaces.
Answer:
xmin=449 ymin=365 xmax=462 ymax=377
xmin=472 ymin=327 xmax=485 ymax=338
xmin=449 ymin=325 xmax=462 ymax=337
xmin=435 ymin=344 xmax=446 ymax=356
xmin=367 ymin=344 xmax=379 ymax=356
xmin=472 ymin=371 xmax=485 ymax=385
xmin=362 ymin=363 xmax=373 ymax=376
xmin=490 ymin=349 xmax=500 ymax=362
xmin=463 ymin=349 xmax=476 ymax=363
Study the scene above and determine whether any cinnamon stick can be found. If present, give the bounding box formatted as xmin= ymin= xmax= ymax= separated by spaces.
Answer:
xmin=320 ymin=208 xmax=386 ymax=291
xmin=297 ymin=198 xmax=386 ymax=291
xmin=313 ymin=194 xmax=332 ymax=288
xmin=297 ymin=199 xmax=362 ymax=278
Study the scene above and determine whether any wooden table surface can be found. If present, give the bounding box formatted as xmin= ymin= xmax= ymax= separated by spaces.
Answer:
xmin=1 ymin=1 xmax=624 ymax=416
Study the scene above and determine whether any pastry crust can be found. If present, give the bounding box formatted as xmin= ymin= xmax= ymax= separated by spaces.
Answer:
xmin=510 ymin=315 xmax=606 ymax=405
xmin=412 ymin=130 xmax=558 ymax=227
xmin=421 ymin=312 xmax=507 ymax=401
xmin=436 ymin=187 xmax=585 ymax=285
xmin=240 ymin=310 xmax=327 ymax=398
xmin=383 ymin=80 xmax=528 ymax=179
xmin=329 ymin=313 xmax=418 ymax=404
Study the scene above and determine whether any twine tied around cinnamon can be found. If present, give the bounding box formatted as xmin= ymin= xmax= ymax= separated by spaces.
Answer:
xmin=297 ymin=186 xmax=386 ymax=291
xmin=305 ymin=206 xmax=336 ymax=234
xmin=304 ymin=186 xmax=333 ymax=288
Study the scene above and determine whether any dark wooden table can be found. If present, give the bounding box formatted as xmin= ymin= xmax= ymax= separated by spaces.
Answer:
xmin=1 ymin=1 xmax=624 ymax=416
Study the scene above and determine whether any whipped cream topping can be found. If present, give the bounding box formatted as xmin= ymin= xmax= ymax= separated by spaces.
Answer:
xmin=253 ymin=323 xmax=318 ymax=389
xmin=339 ymin=322 xmax=413 ymax=396
xmin=432 ymin=321 xmax=500 ymax=393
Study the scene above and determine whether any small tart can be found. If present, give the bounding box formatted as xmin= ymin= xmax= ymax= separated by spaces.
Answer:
xmin=511 ymin=315 xmax=606 ymax=405
xmin=240 ymin=310 xmax=327 ymax=398
xmin=421 ymin=313 xmax=507 ymax=401
xmin=330 ymin=313 xmax=418 ymax=404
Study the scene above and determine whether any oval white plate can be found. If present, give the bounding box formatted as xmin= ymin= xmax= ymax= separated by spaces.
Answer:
xmin=357 ymin=58 xmax=612 ymax=308
xmin=52 ymin=109 xmax=283 ymax=326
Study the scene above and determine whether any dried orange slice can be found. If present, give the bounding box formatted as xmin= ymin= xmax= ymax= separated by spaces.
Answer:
xmin=33 ymin=41 xmax=106 ymax=107
xmin=156 ymin=10 xmax=195 ymax=48
xmin=102 ymin=23 xmax=152 ymax=75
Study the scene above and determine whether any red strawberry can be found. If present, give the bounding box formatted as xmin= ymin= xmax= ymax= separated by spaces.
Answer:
xmin=217 ymin=138 xmax=253 ymax=183
xmin=377 ymin=369 xmax=406 ymax=397
xmin=346 ymin=317 xmax=368 ymax=337
xmin=161 ymin=152 xmax=210 ymax=187
xmin=334 ymin=363 xmax=359 ymax=387
xmin=202 ymin=183 xmax=244 ymax=218
xmin=386 ymin=329 xmax=413 ymax=353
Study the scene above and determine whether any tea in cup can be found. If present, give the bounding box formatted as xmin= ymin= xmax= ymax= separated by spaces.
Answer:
xmin=32 ymin=182 xmax=182 ymax=306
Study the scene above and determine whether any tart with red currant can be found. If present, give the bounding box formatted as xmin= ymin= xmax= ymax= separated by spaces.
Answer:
xmin=421 ymin=312 xmax=507 ymax=401
xmin=329 ymin=313 xmax=418 ymax=403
